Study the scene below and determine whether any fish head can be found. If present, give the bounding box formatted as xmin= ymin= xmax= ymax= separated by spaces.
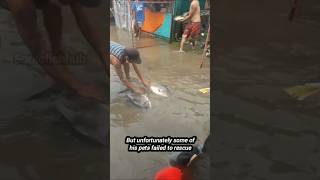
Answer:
xmin=150 ymin=85 xmax=169 ymax=97
xmin=143 ymin=101 xmax=151 ymax=109
xmin=141 ymin=95 xmax=152 ymax=108
xmin=127 ymin=93 xmax=151 ymax=109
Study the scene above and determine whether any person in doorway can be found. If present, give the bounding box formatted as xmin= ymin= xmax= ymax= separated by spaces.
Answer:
xmin=1 ymin=0 xmax=106 ymax=102
xmin=109 ymin=41 xmax=149 ymax=94
xmin=131 ymin=0 xmax=145 ymax=39
xmin=177 ymin=0 xmax=201 ymax=53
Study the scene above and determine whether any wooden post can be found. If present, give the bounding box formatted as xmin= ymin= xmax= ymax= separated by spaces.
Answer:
xmin=200 ymin=25 xmax=210 ymax=68
xmin=169 ymin=0 xmax=175 ymax=43
xmin=128 ymin=0 xmax=135 ymax=48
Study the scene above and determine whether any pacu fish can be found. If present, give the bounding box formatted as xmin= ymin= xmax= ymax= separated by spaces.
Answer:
xmin=150 ymin=83 xmax=170 ymax=97
xmin=127 ymin=92 xmax=152 ymax=109
xmin=55 ymin=97 xmax=108 ymax=146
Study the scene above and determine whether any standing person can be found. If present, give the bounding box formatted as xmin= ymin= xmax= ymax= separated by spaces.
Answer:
xmin=2 ymin=0 xmax=106 ymax=102
xmin=177 ymin=0 xmax=201 ymax=53
xmin=131 ymin=0 xmax=145 ymax=39
xmin=109 ymin=41 xmax=149 ymax=94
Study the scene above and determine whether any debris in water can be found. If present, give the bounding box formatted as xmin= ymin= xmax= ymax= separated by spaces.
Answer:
xmin=285 ymin=83 xmax=320 ymax=100
xmin=199 ymin=88 xmax=210 ymax=94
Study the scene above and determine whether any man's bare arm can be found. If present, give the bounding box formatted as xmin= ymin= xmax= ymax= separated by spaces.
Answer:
xmin=7 ymin=0 xmax=84 ymax=90
xmin=114 ymin=64 xmax=140 ymax=93
xmin=123 ymin=62 xmax=130 ymax=80
xmin=131 ymin=6 xmax=136 ymax=20
xmin=42 ymin=1 xmax=63 ymax=55
xmin=183 ymin=2 xmax=196 ymax=21
xmin=70 ymin=3 xmax=107 ymax=66
xmin=111 ymin=56 xmax=140 ymax=93
xmin=132 ymin=63 xmax=148 ymax=87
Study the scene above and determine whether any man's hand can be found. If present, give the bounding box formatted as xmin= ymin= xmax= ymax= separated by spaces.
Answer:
xmin=133 ymin=87 xmax=146 ymax=95
xmin=76 ymin=83 xmax=106 ymax=103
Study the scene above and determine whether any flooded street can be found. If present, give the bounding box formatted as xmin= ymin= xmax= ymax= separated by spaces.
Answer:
xmin=110 ymin=26 xmax=210 ymax=179
xmin=213 ymin=0 xmax=320 ymax=179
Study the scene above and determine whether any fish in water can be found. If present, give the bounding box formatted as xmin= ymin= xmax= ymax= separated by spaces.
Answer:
xmin=150 ymin=83 xmax=170 ymax=97
xmin=55 ymin=97 xmax=108 ymax=146
xmin=127 ymin=92 xmax=152 ymax=109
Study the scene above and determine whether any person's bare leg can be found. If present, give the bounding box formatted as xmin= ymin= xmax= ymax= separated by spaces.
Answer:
xmin=70 ymin=2 xmax=107 ymax=67
xmin=192 ymin=35 xmax=200 ymax=50
xmin=179 ymin=34 xmax=187 ymax=52
xmin=70 ymin=2 xmax=108 ymax=101
xmin=7 ymin=0 xmax=104 ymax=102
xmin=7 ymin=0 xmax=73 ymax=85
xmin=138 ymin=27 xmax=141 ymax=40
xmin=42 ymin=1 xmax=63 ymax=55
xmin=7 ymin=0 xmax=44 ymax=55
xmin=134 ymin=24 xmax=139 ymax=37
xmin=190 ymin=38 xmax=196 ymax=49
xmin=132 ymin=20 xmax=137 ymax=37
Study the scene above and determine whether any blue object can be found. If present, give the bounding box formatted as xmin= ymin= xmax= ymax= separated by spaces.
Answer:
xmin=154 ymin=13 xmax=172 ymax=39
xmin=131 ymin=2 xmax=145 ymax=24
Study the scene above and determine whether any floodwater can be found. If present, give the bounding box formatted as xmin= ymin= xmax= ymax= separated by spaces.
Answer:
xmin=0 ymin=7 xmax=107 ymax=180
xmin=213 ymin=0 xmax=320 ymax=179
xmin=110 ymin=26 xmax=210 ymax=179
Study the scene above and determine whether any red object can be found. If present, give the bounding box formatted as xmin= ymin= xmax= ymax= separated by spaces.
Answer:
xmin=183 ymin=22 xmax=201 ymax=39
xmin=154 ymin=167 xmax=182 ymax=180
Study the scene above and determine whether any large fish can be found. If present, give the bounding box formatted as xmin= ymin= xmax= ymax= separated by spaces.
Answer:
xmin=55 ymin=97 xmax=108 ymax=146
xmin=127 ymin=92 xmax=152 ymax=109
xmin=150 ymin=83 xmax=170 ymax=97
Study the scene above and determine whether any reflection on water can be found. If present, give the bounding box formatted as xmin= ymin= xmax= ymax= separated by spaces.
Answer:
xmin=110 ymin=26 xmax=210 ymax=179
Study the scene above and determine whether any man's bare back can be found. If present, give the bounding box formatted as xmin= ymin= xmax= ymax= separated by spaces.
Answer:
xmin=177 ymin=0 xmax=201 ymax=52
xmin=190 ymin=0 xmax=201 ymax=23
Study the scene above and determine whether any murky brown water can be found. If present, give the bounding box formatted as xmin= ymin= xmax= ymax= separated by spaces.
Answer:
xmin=212 ymin=0 xmax=320 ymax=179
xmin=110 ymin=26 xmax=210 ymax=180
